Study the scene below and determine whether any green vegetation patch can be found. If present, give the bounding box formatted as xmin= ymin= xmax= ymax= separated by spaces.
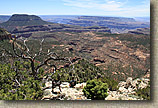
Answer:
xmin=0 ymin=61 xmax=44 ymax=100
xmin=83 ymin=79 xmax=108 ymax=100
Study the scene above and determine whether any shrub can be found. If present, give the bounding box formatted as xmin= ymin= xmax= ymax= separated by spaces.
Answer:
xmin=99 ymin=78 xmax=118 ymax=91
xmin=83 ymin=79 xmax=108 ymax=100
xmin=0 ymin=61 xmax=44 ymax=100
xmin=136 ymin=85 xmax=150 ymax=100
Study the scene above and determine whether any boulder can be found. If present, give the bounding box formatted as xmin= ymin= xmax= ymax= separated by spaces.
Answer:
xmin=128 ymin=87 xmax=133 ymax=93
xmin=131 ymin=79 xmax=139 ymax=88
xmin=143 ymin=79 xmax=150 ymax=84
xmin=42 ymin=95 xmax=52 ymax=100
xmin=60 ymin=82 xmax=69 ymax=88
xmin=118 ymin=87 xmax=128 ymax=93
xmin=53 ymin=87 xmax=61 ymax=93
xmin=138 ymin=81 xmax=148 ymax=89
xmin=126 ymin=77 xmax=133 ymax=85
xmin=45 ymin=81 xmax=52 ymax=88
xmin=105 ymin=95 xmax=118 ymax=100
xmin=74 ymin=82 xmax=86 ymax=89
xmin=118 ymin=81 xmax=126 ymax=87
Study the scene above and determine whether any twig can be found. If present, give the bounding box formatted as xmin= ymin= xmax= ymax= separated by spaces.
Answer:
xmin=34 ymin=39 xmax=44 ymax=59
xmin=15 ymin=78 xmax=21 ymax=86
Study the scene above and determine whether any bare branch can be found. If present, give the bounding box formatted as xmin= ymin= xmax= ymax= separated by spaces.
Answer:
xmin=12 ymin=41 xmax=21 ymax=57
xmin=9 ymin=36 xmax=72 ymax=78
xmin=68 ymin=58 xmax=74 ymax=73
xmin=34 ymin=38 xmax=44 ymax=59
xmin=15 ymin=78 xmax=21 ymax=86
xmin=36 ymin=56 xmax=67 ymax=72
xmin=23 ymin=38 xmax=32 ymax=57
xmin=14 ymin=78 xmax=26 ymax=99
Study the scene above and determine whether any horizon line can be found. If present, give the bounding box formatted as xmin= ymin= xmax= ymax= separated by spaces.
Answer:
xmin=0 ymin=14 xmax=150 ymax=18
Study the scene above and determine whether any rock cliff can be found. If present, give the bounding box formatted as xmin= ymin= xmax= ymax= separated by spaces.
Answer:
xmin=42 ymin=76 xmax=150 ymax=100
xmin=0 ymin=28 xmax=12 ymax=40
xmin=11 ymin=24 xmax=111 ymax=34
xmin=128 ymin=28 xmax=150 ymax=35
xmin=0 ymin=14 xmax=50 ymax=31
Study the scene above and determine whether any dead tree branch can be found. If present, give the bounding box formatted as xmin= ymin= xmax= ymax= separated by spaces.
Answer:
xmin=8 ymin=36 xmax=72 ymax=79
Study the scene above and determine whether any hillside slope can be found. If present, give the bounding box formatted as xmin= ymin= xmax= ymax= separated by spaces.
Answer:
xmin=46 ymin=16 xmax=150 ymax=33
xmin=69 ymin=16 xmax=150 ymax=33
xmin=0 ymin=14 xmax=50 ymax=31
xmin=0 ymin=15 xmax=10 ymax=23
xmin=128 ymin=28 xmax=150 ymax=35
xmin=10 ymin=30 xmax=150 ymax=81
xmin=0 ymin=28 xmax=11 ymax=40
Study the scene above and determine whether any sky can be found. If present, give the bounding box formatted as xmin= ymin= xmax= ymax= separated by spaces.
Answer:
xmin=0 ymin=0 xmax=150 ymax=17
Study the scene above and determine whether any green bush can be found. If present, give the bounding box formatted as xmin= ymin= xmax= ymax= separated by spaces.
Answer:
xmin=51 ymin=59 xmax=103 ymax=82
xmin=136 ymin=85 xmax=150 ymax=100
xmin=99 ymin=78 xmax=118 ymax=91
xmin=0 ymin=61 xmax=44 ymax=100
xmin=83 ymin=79 xmax=108 ymax=100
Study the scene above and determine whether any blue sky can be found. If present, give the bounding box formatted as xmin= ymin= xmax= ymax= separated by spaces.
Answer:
xmin=0 ymin=0 xmax=150 ymax=17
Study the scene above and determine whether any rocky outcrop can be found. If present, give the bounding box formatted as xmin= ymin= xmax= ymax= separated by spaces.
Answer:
xmin=12 ymin=25 xmax=51 ymax=33
xmin=128 ymin=28 xmax=150 ymax=35
xmin=129 ymin=49 xmax=150 ymax=61
xmin=93 ymin=58 xmax=105 ymax=63
xmin=42 ymin=81 xmax=87 ymax=100
xmin=0 ymin=14 xmax=50 ymax=31
xmin=66 ymin=16 xmax=150 ymax=33
xmin=0 ymin=28 xmax=12 ymax=40
xmin=42 ymin=76 xmax=150 ymax=100
xmin=143 ymin=69 xmax=150 ymax=78
xmin=2 ymin=14 xmax=49 ymax=26
xmin=11 ymin=24 xmax=111 ymax=34
xmin=105 ymin=77 xmax=150 ymax=100
xmin=0 ymin=14 xmax=112 ymax=33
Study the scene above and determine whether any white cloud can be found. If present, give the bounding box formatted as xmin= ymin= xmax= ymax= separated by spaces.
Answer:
xmin=62 ymin=0 xmax=150 ymax=17
xmin=62 ymin=0 xmax=124 ymax=11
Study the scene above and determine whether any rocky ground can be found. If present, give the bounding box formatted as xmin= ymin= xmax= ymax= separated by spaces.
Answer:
xmin=42 ymin=76 xmax=150 ymax=100
xmin=105 ymin=77 xmax=150 ymax=100
xmin=42 ymin=81 xmax=87 ymax=100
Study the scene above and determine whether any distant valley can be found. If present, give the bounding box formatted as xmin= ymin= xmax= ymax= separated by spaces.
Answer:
xmin=40 ymin=15 xmax=150 ymax=33
xmin=0 ymin=14 xmax=150 ymax=81
xmin=0 ymin=0 xmax=151 ymax=100
xmin=0 ymin=15 xmax=10 ymax=23
xmin=0 ymin=15 xmax=150 ymax=33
